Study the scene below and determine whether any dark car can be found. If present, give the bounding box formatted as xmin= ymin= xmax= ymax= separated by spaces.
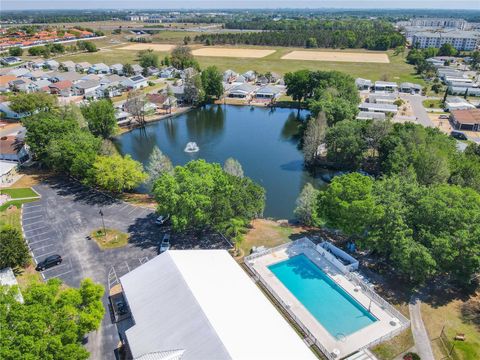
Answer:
xmin=450 ymin=131 xmax=468 ymax=140
xmin=35 ymin=255 xmax=62 ymax=271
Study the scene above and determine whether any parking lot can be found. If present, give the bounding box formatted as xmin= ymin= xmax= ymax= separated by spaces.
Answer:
xmin=21 ymin=177 xmax=231 ymax=359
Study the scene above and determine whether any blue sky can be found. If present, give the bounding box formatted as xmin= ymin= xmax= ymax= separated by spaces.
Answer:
xmin=2 ymin=0 xmax=480 ymax=10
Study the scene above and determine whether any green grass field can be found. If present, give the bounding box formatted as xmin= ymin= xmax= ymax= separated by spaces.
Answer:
xmin=55 ymin=42 xmax=423 ymax=84
xmin=0 ymin=187 xmax=39 ymax=199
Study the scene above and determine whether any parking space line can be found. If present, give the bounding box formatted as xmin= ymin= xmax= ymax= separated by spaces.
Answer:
xmin=24 ymin=226 xmax=48 ymax=233
xmin=23 ymin=220 xmax=45 ymax=227
xmin=127 ymin=207 xmax=138 ymax=216
xmin=26 ymin=230 xmax=51 ymax=239
xmin=29 ymin=237 xmax=52 ymax=245
xmin=41 ymin=262 xmax=70 ymax=274
xmin=31 ymin=243 xmax=55 ymax=252
xmin=23 ymin=209 xmax=43 ymax=215
xmin=119 ymin=204 xmax=130 ymax=211
xmin=125 ymin=261 xmax=131 ymax=272
xmin=34 ymin=249 xmax=58 ymax=258
xmin=24 ymin=204 xmax=42 ymax=209
xmin=48 ymin=269 xmax=73 ymax=279
xmin=23 ymin=214 xmax=43 ymax=221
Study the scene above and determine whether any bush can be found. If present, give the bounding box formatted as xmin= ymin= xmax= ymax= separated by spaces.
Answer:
xmin=403 ymin=352 xmax=421 ymax=360
xmin=0 ymin=226 xmax=30 ymax=269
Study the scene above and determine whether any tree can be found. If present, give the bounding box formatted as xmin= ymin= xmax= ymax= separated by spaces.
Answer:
xmin=0 ymin=226 xmax=29 ymax=269
xmin=284 ymin=70 xmax=310 ymax=108
xmin=146 ymin=146 xmax=173 ymax=185
xmin=317 ymin=173 xmax=382 ymax=237
xmin=222 ymin=218 xmax=247 ymax=254
xmin=183 ymin=74 xmax=204 ymax=105
xmin=438 ymin=43 xmax=458 ymax=57
xmin=170 ymin=45 xmax=199 ymax=70
xmin=201 ymin=66 xmax=223 ymax=101
xmin=8 ymin=47 xmax=23 ymax=56
xmin=81 ymin=99 xmax=118 ymax=139
xmin=77 ymin=40 xmax=97 ymax=52
xmin=123 ymin=63 xmax=134 ymax=77
xmin=45 ymin=130 xmax=101 ymax=180
xmin=153 ymin=160 xmax=265 ymax=232
xmin=9 ymin=92 xmax=58 ymax=115
xmin=309 ymin=94 xmax=358 ymax=126
xmin=305 ymin=37 xmax=318 ymax=48
xmin=61 ymin=103 xmax=87 ymax=129
xmin=23 ymin=113 xmax=79 ymax=160
xmin=303 ymin=112 xmax=327 ymax=166
xmin=294 ymin=183 xmax=319 ymax=226
xmin=92 ymin=155 xmax=147 ymax=193
xmin=124 ymin=90 xmax=146 ymax=126
xmin=223 ymin=157 xmax=244 ymax=178
xmin=138 ymin=49 xmax=159 ymax=69
xmin=0 ymin=278 xmax=104 ymax=360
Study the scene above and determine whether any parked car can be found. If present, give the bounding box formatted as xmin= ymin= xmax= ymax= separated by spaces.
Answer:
xmin=115 ymin=300 xmax=128 ymax=315
xmin=155 ymin=214 xmax=170 ymax=226
xmin=450 ymin=131 xmax=468 ymax=140
xmin=439 ymin=115 xmax=449 ymax=119
xmin=35 ymin=254 xmax=62 ymax=271
xmin=159 ymin=233 xmax=171 ymax=253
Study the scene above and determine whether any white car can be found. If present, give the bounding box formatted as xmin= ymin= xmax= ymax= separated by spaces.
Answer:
xmin=159 ymin=233 xmax=171 ymax=253
xmin=155 ymin=215 xmax=170 ymax=226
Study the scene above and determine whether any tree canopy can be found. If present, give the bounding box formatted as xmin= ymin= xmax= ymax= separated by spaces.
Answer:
xmin=201 ymin=66 xmax=224 ymax=100
xmin=81 ymin=99 xmax=118 ymax=139
xmin=0 ymin=226 xmax=29 ymax=270
xmin=10 ymin=92 xmax=58 ymax=115
xmin=92 ymin=155 xmax=147 ymax=193
xmin=0 ymin=278 xmax=104 ymax=360
xmin=169 ymin=45 xmax=199 ymax=70
xmin=153 ymin=160 xmax=265 ymax=232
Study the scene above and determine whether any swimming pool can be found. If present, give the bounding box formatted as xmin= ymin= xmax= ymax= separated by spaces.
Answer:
xmin=268 ymin=254 xmax=377 ymax=338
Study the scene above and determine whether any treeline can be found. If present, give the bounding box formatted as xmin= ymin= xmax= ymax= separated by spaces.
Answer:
xmin=12 ymin=93 xmax=147 ymax=193
xmin=195 ymin=20 xmax=404 ymax=50
xmin=1 ymin=10 xmax=126 ymax=24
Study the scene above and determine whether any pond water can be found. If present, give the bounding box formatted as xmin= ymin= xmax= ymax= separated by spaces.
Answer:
xmin=114 ymin=104 xmax=331 ymax=219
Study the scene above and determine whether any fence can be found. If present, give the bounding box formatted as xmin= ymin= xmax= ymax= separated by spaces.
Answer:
xmin=437 ymin=327 xmax=461 ymax=360
xmin=244 ymin=237 xmax=410 ymax=360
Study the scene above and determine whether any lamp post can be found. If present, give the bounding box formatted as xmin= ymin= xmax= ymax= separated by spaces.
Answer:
xmin=99 ymin=210 xmax=106 ymax=237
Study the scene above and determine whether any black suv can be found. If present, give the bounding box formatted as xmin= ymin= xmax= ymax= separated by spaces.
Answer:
xmin=35 ymin=255 xmax=63 ymax=271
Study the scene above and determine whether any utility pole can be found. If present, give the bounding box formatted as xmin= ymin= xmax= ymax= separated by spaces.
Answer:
xmin=99 ymin=209 xmax=106 ymax=237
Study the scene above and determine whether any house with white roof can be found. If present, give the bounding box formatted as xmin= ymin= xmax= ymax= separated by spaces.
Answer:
xmin=72 ymin=80 xmax=101 ymax=98
xmin=89 ymin=63 xmax=110 ymax=74
xmin=359 ymin=102 xmax=398 ymax=114
xmin=60 ymin=61 xmax=76 ymax=72
xmin=255 ymin=85 xmax=281 ymax=99
xmin=223 ymin=69 xmax=237 ymax=83
xmin=131 ymin=64 xmax=144 ymax=76
xmin=228 ymin=83 xmax=256 ymax=98
xmin=76 ymin=62 xmax=92 ymax=73
xmin=122 ymin=75 xmax=148 ymax=90
xmin=44 ymin=60 xmax=60 ymax=70
xmin=242 ymin=70 xmax=256 ymax=82
xmin=119 ymin=250 xmax=316 ymax=360
xmin=374 ymin=81 xmax=398 ymax=93
xmin=399 ymin=82 xmax=423 ymax=94
xmin=355 ymin=78 xmax=372 ymax=90
xmin=444 ymin=96 xmax=475 ymax=111
xmin=110 ymin=64 xmax=124 ymax=75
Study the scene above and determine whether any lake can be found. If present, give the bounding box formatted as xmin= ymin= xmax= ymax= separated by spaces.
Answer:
xmin=114 ymin=104 xmax=330 ymax=219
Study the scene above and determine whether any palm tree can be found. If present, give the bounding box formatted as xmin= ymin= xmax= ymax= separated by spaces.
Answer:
xmin=224 ymin=218 xmax=246 ymax=255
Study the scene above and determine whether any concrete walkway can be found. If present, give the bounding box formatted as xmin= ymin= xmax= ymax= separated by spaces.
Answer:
xmin=409 ymin=296 xmax=435 ymax=360
xmin=399 ymin=94 xmax=435 ymax=128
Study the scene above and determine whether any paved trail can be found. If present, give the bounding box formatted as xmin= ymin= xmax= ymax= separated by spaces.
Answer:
xmin=409 ymin=296 xmax=435 ymax=360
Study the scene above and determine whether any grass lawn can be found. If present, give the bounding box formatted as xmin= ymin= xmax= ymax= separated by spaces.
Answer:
xmin=422 ymin=297 xmax=480 ymax=360
xmin=15 ymin=262 xmax=43 ymax=290
xmin=423 ymin=99 xmax=444 ymax=109
xmin=90 ymin=228 xmax=129 ymax=249
xmin=0 ymin=187 xmax=39 ymax=199
xmin=55 ymin=42 xmax=422 ymax=83
xmin=371 ymin=328 xmax=415 ymax=360
xmin=0 ymin=205 xmax=22 ymax=231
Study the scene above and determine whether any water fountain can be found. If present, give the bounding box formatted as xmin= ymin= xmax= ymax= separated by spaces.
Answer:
xmin=184 ymin=142 xmax=199 ymax=153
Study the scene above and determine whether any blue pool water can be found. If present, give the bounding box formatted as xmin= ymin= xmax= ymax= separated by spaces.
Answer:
xmin=268 ymin=254 xmax=377 ymax=338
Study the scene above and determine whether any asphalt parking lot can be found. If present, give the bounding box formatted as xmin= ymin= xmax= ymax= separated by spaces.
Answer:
xmin=21 ymin=178 xmax=163 ymax=359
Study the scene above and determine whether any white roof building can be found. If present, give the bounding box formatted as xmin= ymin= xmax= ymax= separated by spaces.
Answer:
xmin=120 ymin=250 xmax=316 ymax=360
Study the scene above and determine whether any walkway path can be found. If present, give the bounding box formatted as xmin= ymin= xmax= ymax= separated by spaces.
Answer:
xmin=409 ymin=296 xmax=435 ymax=360
xmin=399 ymin=94 xmax=435 ymax=128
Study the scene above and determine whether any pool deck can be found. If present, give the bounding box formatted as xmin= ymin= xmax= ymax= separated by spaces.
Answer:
xmin=247 ymin=241 xmax=406 ymax=358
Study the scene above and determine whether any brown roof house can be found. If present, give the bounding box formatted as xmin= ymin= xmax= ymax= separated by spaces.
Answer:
xmin=48 ymin=80 xmax=72 ymax=97
xmin=0 ymin=135 xmax=30 ymax=163
xmin=450 ymin=109 xmax=480 ymax=131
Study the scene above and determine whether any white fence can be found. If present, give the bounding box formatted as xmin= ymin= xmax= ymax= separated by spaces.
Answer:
xmin=244 ymin=238 xmax=410 ymax=360
xmin=317 ymin=241 xmax=359 ymax=272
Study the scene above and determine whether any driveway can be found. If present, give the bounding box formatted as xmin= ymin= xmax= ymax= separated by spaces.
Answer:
xmin=21 ymin=178 xmax=163 ymax=359
xmin=399 ymin=94 xmax=435 ymax=128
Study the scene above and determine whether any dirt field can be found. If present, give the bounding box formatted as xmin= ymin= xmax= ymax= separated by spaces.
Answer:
xmin=281 ymin=50 xmax=390 ymax=63
xmin=118 ymin=43 xmax=176 ymax=51
xmin=192 ymin=48 xmax=276 ymax=58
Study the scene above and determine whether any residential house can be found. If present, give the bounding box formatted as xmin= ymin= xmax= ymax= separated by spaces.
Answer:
xmin=0 ymin=57 xmax=22 ymax=66
xmin=444 ymin=96 xmax=475 ymax=111
xmin=44 ymin=60 xmax=60 ymax=70
xmin=115 ymin=110 xmax=131 ymax=127
xmin=110 ymin=64 xmax=124 ymax=75
xmin=97 ymin=74 xmax=125 ymax=98
xmin=355 ymin=78 xmax=372 ymax=90
xmin=122 ymin=75 xmax=148 ymax=90
xmin=7 ymin=68 xmax=29 ymax=78
xmin=9 ymin=78 xmax=32 ymax=92
xmin=146 ymin=66 xmax=160 ymax=76
xmin=356 ymin=111 xmax=386 ymax=120
xmin=399 ymin=82 xmax=423 ymax=94
xmin=60 ymin=60 xmax=76 ymax=72
xmin=182 ymin=67 xmax=197 ymax=80
xmin=255 ymin=85 xmax=281 ymax=99
xmin=256 ymin=75 xmax=269 ymax=86
xmin=81 ymin=74 xmax=101 ymax=82
xmin=0 ymin=76 xmax=17 ymax=92
xmin=228 ymin=83 xmax=256 ymax=98
xmin=72 ymin=80 xmax=101 ymax=98
xmin=359 ymin=102 xmax=398 ymax=114
xmin=27 ymin=59 xmax=45 ymax=70
xmin=0 ymin=135 xmax=30 ymax=163
xmin=242 ymin=70 xmax=256 ymax=82
xmin=233 ymin=75 xmax=246 ymax=84
xmin=448 ymin=87 xmax=480 ymax=97
xmin=450 ymin=109 xmax=480 ymax=131
xmin=48 ymin=80 xmax=72 ymax=97
xmin=119 ymin=250 xmax=316 ymax=360
xmin=159 ymin=66 xmax=176 ymax=79
xmin=146 ymin=93 xmax=177 ymax=111
xmin=29 ymin=79 xmax=52 ymax=92
xmin=89 ymin=63 xmax=110 ymax=74
xmin=223 ymin=69 xmax=237 ymax=83
xmin=131 ymin=64 xmax=144 ymax=76
xmin=374 ymin=81 xmax=398 ymax=92
xmin=368 ymin=93 xmax=397 ymax=104
xmin=170 ymin=85 xmax=186 ymax=104
xmin=76 ymin=62 xmax=92 ymax=73
xmin=23 ymin=70 xmax=49 ymax=81
xmin=50 ymin=71 xmax=84 ymax=83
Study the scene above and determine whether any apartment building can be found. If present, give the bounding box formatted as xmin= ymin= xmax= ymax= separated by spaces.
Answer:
xmin=412 ymin=30 xmax=478 ymax=51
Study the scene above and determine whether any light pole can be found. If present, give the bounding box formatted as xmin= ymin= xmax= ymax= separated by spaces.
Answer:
xmin=99 ymin=210 xmax=106 ymax=237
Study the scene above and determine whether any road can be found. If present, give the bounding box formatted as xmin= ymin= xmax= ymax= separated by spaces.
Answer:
xmin=22 ymin=178 xmax=163 ymax=359
xmin=399 ymin=94 xmax=435 ymax=128
xmin=409 ymin=296 xmax=435 ymax=360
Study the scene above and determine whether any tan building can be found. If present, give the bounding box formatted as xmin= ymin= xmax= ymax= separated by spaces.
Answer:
xmin=450 ymin=109 xmax=480 ymax=131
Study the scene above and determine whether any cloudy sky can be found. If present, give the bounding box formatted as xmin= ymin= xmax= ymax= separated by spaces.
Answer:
xmin=2 ymin=0 xmax=479 ymax=10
